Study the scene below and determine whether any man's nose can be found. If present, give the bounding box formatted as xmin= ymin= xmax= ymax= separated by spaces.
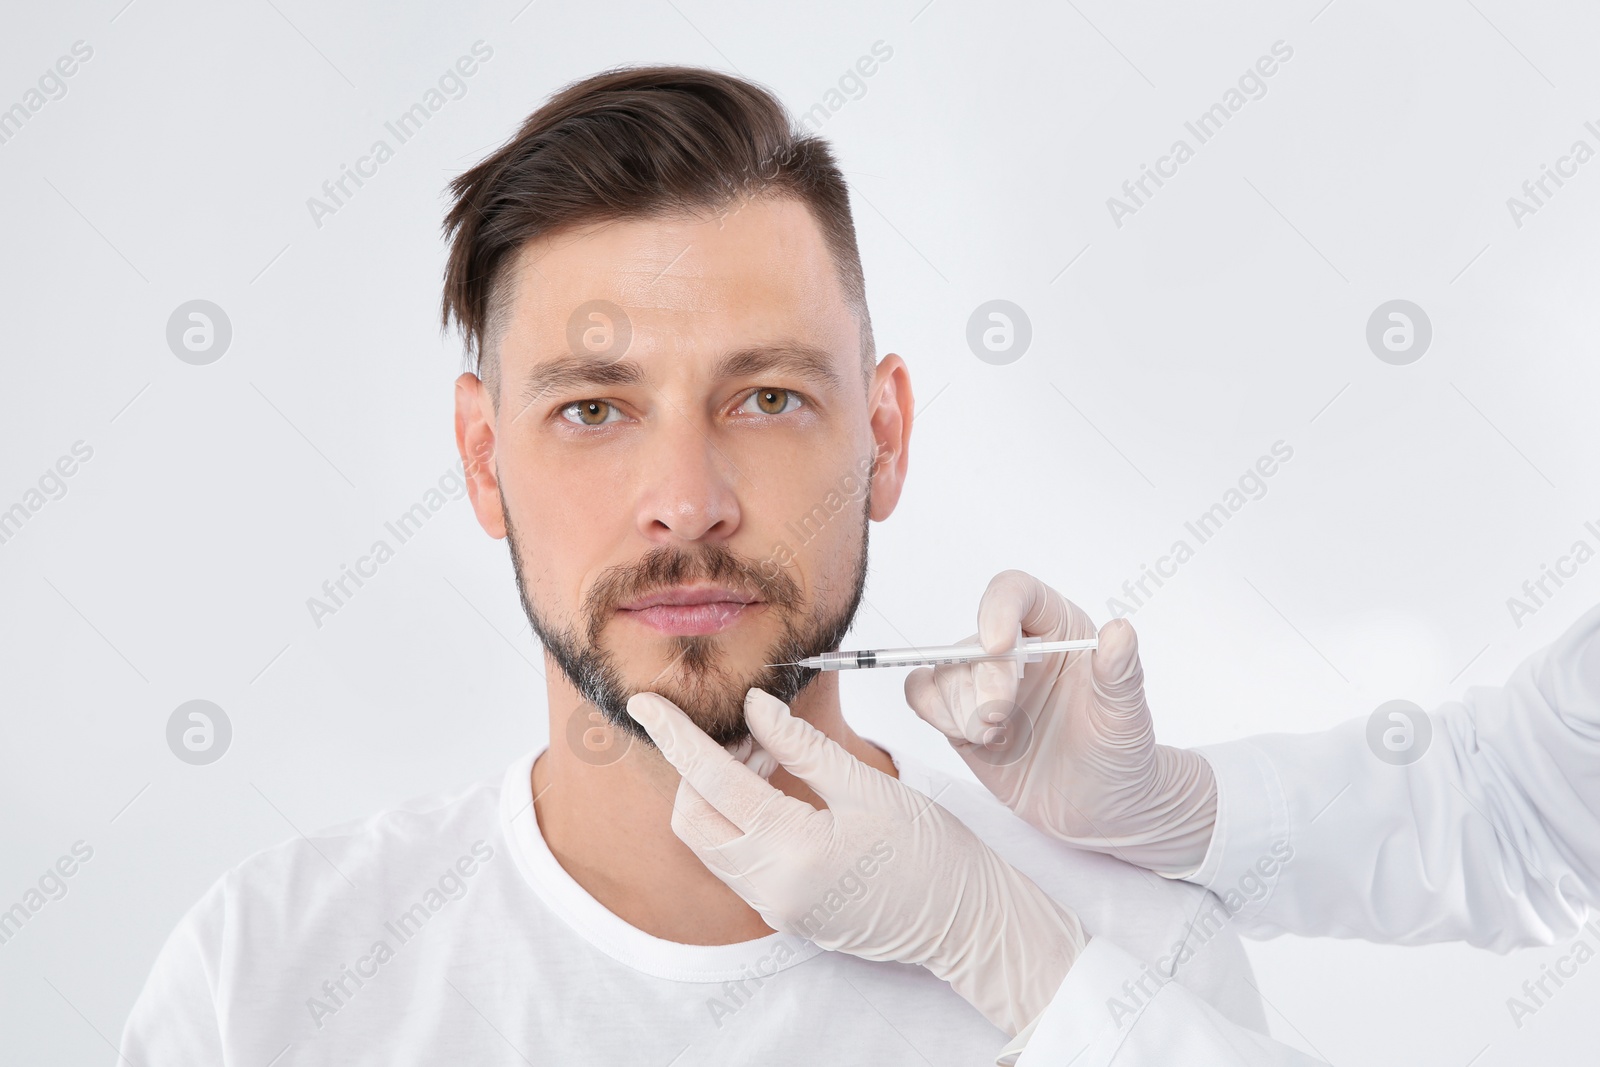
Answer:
xmin=633 ymin=416 xmax=742 ymax=544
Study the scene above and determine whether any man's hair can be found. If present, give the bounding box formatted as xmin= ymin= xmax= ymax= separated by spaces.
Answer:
xmin=440 ymin=65 xmax=875 ymax=398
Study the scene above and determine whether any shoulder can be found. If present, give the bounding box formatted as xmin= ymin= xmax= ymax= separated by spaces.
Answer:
xmin=194 ymin=773 xmax=507 ymax=949
xmin=120 ymin=772 xmax=513 ymax=1055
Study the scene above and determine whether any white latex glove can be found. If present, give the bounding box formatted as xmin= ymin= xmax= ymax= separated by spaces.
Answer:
xmin=625 ymin=686 xmax=1087 ymax=1036
xmin=903 ymin=569 xmax=1218 ymax=878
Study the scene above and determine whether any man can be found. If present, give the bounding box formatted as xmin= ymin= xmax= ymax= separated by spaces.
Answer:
xmin=118 ymin=68 xmax=1269 ymax=1064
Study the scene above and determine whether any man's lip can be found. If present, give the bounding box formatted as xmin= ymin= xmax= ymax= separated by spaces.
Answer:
xmin=617 ymin=585 xmax=760 ymax=611
xmin=620 ymin=600 xmax=762 ymax=637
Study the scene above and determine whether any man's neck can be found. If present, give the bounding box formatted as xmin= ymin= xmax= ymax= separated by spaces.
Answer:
xmin=531 ymin=670 xmax=897 ymax=946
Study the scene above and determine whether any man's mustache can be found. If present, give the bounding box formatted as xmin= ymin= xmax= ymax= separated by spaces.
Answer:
xmin=582 ymin=544 xmax=803 ymax=644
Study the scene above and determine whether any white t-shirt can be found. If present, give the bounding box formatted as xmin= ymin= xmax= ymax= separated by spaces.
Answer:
xmin=119 ymin=744 xmax=1267 ymax=1065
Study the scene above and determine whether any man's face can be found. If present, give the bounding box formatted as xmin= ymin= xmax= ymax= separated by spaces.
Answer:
xmin=460 ymin=196 xmax=906 ymax=745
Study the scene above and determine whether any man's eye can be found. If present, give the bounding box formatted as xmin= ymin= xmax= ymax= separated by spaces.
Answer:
xmin=741 ymin=388 xmax=803 ymax=416
xmin=561 ymin=400 xmax=622 ymax=426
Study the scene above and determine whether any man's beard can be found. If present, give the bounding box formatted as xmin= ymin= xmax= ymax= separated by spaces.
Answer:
xmin=503 ymin=497 xmax=870 ymax=747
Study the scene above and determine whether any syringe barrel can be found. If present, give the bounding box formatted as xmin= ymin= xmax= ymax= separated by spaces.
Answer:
xmin=804 ymin=650 xmax=877 ymax=670
xmin=865 ymin=644 xmax=994 ymax=668
xmin=802 ymin=636 xmax=1088 ymax=672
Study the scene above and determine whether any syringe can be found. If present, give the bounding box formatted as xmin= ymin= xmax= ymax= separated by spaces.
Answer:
xmin=769 ymin=636 xmax=1098 ymax=672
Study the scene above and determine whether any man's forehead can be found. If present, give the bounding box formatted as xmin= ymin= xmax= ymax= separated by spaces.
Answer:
xmin=507 ymin=198 xmax=844 ymax=317
xmin=496 ymin=198 xmax=858 ymax=379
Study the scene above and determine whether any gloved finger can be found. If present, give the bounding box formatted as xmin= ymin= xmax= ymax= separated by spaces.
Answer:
xmin=742 ymin=688 xmax=874 ymax=811
xmin=978 ymin=569 xmax=1098 ymax=647
xmin=670 ymin=779 xmax=777 ymax=909
xmin=972 ymin=658 xmax=1020 ymax=726
xmin=737 ymin=738 xmax=780 ymax=780
xmin=978 ymin=570 xmax=1058 ymax=645
xmin=976 ymin=571 xmax=1099 ymax=723
xmin=931 ymin=660 xmax=1001 ymax=746
xmin=908 ymin=662 xmax=995 ymax=751
xmin=1089 ymin=618 xmax=1151 ymax=727
xmin=904 ymin=666 xmax=965 ymax=741
xmin=973 ymin=575 xmax=1032 ymax=722
xmin=725 ymin=736 xmax=756 ymax=765
xmin=909 ymin=664 xmax=1004 ymax=749
xmin=626 ymin=692 xmax=794 ymax=832
xmin=670 ymin=776 xmax=743 ymax=853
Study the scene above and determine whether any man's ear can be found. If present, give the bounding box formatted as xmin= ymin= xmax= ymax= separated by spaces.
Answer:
xmin=865 ymin=353 xmax=913 ymax=522
xmin=454 ymin=372 xmax=506 ymax=539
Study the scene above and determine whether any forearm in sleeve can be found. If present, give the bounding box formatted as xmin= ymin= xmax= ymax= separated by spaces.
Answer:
xmin=1189 ymin=601 xmax=1600 ymax=950
xmin=995 ymin=938 xmax=1327 ymax=1066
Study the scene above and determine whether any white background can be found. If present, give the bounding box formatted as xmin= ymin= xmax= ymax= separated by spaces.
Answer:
xmin=3 ymin=0 xmax=1599 ymax=1063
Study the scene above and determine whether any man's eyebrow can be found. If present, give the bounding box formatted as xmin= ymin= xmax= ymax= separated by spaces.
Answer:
xmin=713 ymin=344 xmax=846 ymax=391
xmin=521 ymin=356 xmax=646 ymax=406
xmin=520 ymin=344 xmax=847 ymax=407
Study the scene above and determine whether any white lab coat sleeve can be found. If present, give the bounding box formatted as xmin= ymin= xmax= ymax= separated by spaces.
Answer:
xmin=994 ymin=938 xmax=1326 ymax=1066
xmin=1188 ymin=601 xmax=1600 ymax=950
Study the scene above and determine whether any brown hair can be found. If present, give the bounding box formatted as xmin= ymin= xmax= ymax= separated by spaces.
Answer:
xmin=440 ymin=65 xmax=874 ymax=397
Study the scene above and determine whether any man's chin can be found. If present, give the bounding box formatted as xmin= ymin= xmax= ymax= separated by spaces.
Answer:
xmin=612 ymin=678 xmax=753 ymax=748
xmin=608 ymin=652 xmax=822 ymax=747
xmin=563 ymin=615 xmax=828 ymax=751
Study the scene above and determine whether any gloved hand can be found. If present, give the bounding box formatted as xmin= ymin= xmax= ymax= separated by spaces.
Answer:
xmin=903 ymin=569 xmax=1218 ymax=878
xmin=626 ymin=686 xmax=1087 ymax=1036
